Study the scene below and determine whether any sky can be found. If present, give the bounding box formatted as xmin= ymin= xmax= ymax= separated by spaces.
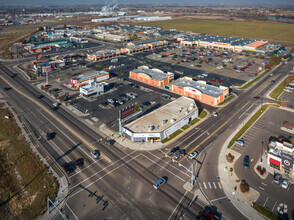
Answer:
xmin=0 ymin=0 xmax=293 ymax=6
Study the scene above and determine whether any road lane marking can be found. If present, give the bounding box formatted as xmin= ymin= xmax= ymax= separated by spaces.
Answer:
xmin=261 ymin=182 xmax=267 ymax=186
xmin=70 ymin=151 xmax=136 ymax=188
xmin=66 ymin=203 xmax=79 ymax=220
xmin=238 ymin=103 xmax=255 ymax=119
xmin=179 ymin=120 xmax=228 ymax=163
xmin=147 ymin=151 xmax=190 ymax=177
xmin=210 ymin=196 xmax=227 ymax=203
xmin=259 ymin=187 xmax=264 ymax=190
xmin=69 ymin=157 xmax=103 ymax=179
xmin=218 ymin=182 xmax=222 ymax=189
xmin=168 ymin=191 xmax=188 ymax=220
xmin=0 ymin=75 xmax=112 ymax=162
xmin=240 ymin=101 xmax=250 ymax=110
xmin=69 ymin=154 xmax=140 ymax=198
xmin=272 ymin=201 xmax=277 ymax=212
xmin=38 ymin=110 xmax=96 ymax=163
xmin=257 ymin=82 xmax=272 ymax=95
xmin=141 ymin=154 xmax=186 ymax=182
xmin=203 ymin=182 xmax=207 ymax=189
xmin=177 ymin=127 xmax=202 ymax=146
xmin=184 ymin=130 xmax=208 ymax=149
xmin=208 ymin=182 xmax=212 ymax=189
xmin=213 ymin=182 xmax=217 ymax=189
xmin=263 ymin=196 xmax=269 ymax=207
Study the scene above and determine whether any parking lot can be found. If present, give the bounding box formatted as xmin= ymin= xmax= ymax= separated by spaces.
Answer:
xmin=231 ymin=106 xmax=294 ymax=216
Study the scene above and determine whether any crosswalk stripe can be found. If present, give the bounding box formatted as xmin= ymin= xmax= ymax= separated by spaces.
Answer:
xmin=213 ymin=182 xmax=217 ymax=189
xmin=208 ymin=182 xmax=212 ymax=189
xmin=203 ymin=182 xmax=207 ymax=189
xmin=218 ymin=182 xmax=222 ymax=189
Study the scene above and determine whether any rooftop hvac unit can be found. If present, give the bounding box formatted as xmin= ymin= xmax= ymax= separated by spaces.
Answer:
xmin=185 ymin=110 xmax=189 ymax=114
xmin=170 ymin=118 xmax=176 ymax=123
xmin=162 ymin=119 xmax=168 ymax=125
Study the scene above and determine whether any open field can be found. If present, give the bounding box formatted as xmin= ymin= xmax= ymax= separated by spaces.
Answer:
xmin=0 ymin=103 xmax=58 ymax=219
xmin=136 ymin=19 xmax=294 ymax=45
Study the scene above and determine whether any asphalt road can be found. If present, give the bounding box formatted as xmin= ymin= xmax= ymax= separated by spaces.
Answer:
xmin=0 ymin=55 xmax=293 ymax=220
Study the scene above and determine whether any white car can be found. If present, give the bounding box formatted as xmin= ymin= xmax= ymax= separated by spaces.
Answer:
xmin=188 ymin=151 xmax=198 ymax=159
xmin=90 ymin=150 xmax=100 ymax=158
xmin=107 ymin=99 xmax=114 ymax=103
xmin=202 ymin=73 xmax=208 ymax=77
xmin=281 ymin=179 xmax=290 ymax=189
xmin=213 ymin=112 xmax=218 ymax=117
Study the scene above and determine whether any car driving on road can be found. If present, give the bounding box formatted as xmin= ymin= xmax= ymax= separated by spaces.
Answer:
xmin=244 ymin=155 xmax=249 ymax=169
xmin=188 ymin=151 xmax=198 ymax=159
xmin=153 ymin=177 xmax=167 ymax=189
xmin=90 ymin=150 xmax=100 ymax=158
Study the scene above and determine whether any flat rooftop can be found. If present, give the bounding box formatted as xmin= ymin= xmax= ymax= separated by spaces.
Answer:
xmin=173 ymin=80 xmax=224 ymax=97
xmin=80 ymin=82 xmax=108 ymax=91
xmin=72 ymin=71 xmax=108 ymax=82
xmin=124 ymin=96 xmax=197 ymax=133
xmin=182 ymin=34 xmax=257 ymax=46
xmin=131 ymin=67 xmax=169 ymax=81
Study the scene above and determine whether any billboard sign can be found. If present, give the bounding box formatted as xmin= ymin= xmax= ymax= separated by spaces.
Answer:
xmin=282 ymin=157 xmax=292 ymax=167
xmin=36 ymin=53 xmax=43 ymax=60
xmin=120 ymin=103 xmax=140 ymax=120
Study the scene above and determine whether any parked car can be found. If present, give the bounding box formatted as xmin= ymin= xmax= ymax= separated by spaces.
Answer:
xmin=253 ymin=96 xmax=260 ymax=99
xmin=46 ymin=132 xmax=55 ymax=140
xmin=107 ymin=99 xmax=115 ymax=104
xmin=188 ymin=151 xmax=198 ymax=159
xmin=234 ymin=140 xmax=244 ymax=146
xmin=153 ymin=177 xmax=167 ymax=189
xmin=281 ymin=179 xmax=290 ymax=189
xmin=90 ymin=150 xmax=100 ymax=158
xmin=274 ymin=173 xmax=282 ymax=184
xmin=243 ymin=155 xmax=249 ymax=169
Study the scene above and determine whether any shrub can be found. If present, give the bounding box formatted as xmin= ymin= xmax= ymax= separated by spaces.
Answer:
xmin=283 ymin=121 xmax=292 ymax=129
xmin=240 ymin=180 xmax=250 ymax=193
xmin=226 ymin=153 xmax=235 ymax=163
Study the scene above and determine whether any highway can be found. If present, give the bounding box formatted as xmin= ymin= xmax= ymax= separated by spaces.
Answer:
xmin=0 ymin=57 xmax=292 ymax=219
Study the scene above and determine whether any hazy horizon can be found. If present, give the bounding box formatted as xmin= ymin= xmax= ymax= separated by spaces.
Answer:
xmin=1 ymin=0 xmax=294 ymax=7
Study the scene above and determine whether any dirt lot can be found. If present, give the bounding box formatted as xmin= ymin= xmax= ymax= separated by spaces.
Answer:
xmin=0 ymin=102 xmax=58 ymax=219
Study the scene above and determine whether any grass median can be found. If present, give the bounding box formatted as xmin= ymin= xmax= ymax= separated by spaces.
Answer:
xmin=240 ymin=70 xmax=270 ymax=89
xmin=270 ymin=75 xmax=294 ymax=100
xmin=252 ymin=202 xmax=277 ymax=220
xmin=227 ymin=104 xmax=279 ymax=148
xmin=0 ymin=103 xmax=58 ymax=219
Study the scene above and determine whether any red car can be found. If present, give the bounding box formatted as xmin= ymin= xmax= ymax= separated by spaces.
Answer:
xmin=210 ymin=79 xmax=215 ymax=82
xmin=218 ymin=80 xmax=224 ymax=83
xmin=253 ymin=96 xmax=260 ymax=99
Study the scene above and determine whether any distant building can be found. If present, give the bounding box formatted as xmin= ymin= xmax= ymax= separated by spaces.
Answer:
xmin=267 ymin=139 xmax=294 ymax=177
xmin=70 ymin=71 xmax=109 ymax=88
xmin=177 ymin=34 xmax=269 ymax=53
xmin=94 ymin=33 xmax=129 ymax=42
xmin=79 ymin=82 xmax=108 ymax=97
xmin=129 ymin=66 xmax=174 ymax=87
xmin=171 ymin=77 xmax=229 ymax=106
xmin=123 ymin=97 xmax=198 ymax=142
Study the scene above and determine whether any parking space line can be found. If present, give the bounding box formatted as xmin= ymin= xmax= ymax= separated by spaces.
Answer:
xmin=141 ymin=154 xmax=186 ymax=182
xmin=168 ymin=191 xmax=188 ymax=220
xmin=263 ymin=196 xmax=269 ymax=207
xmin=272 ymin=201 xmax=277 ymax=212
xmin=69 ymin=154 xmax=140 ymax=199
xmin=203 ymin=182 xmax=207 ymax=189
xmin=218 ymin=182 xmax=222 ymax=189
xmin=213 ymin=182 xmax=217 ymax=189
xmin=66 ymin=203 xmax=79 ymax=220
xmin=208 ymin=182 xmax=212 ymax=189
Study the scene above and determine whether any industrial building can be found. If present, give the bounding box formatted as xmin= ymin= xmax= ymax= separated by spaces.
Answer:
xmin=70 ymin=71 xmax=109 ymax=88
xmin=94 ymin=33 xmax=130 ymax=42
xmin=122 ymin=96 xmax=198 ymax=142
xmin=69 ymin=37 xmax=89 ymax=43
xmin=177 ymin=35 xmax=269 ymax=53
xmin=171 ymin=77 xmax=229 ymax=106
xmin=24 ymin=39 xmax=73 ymax=53
xmin=129 ymin=66 xmax=174 ymax=87
xmin=79 ymin=82 xmax=108 ymax=97
xmin=267 ymin=139 xmax=294 ymax=177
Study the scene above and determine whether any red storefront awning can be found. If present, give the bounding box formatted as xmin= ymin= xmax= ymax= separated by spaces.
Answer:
xmin=269 ymin=158 xmax=281 ymax=166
